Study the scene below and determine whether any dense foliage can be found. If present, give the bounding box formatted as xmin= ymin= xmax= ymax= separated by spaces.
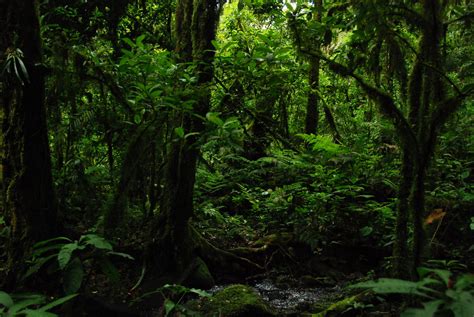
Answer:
xmin=1 ymin=0 xmax=473 ymax=316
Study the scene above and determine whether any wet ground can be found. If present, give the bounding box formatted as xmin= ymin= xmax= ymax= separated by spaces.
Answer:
xmin=209 ymin=277 xmax=343 ymax=315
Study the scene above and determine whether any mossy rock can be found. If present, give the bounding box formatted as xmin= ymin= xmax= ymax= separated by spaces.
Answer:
xmin=200 ymin=284 xmax=276 ymax=317
xmin=184 ymin=257 xmax=215 ymax=289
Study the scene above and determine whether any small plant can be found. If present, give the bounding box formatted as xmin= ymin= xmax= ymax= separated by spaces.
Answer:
xmin=0 ymin=291 xmax=76 ymax=317
xmin=135 ymin=284 xmax=210 ymax=317
xmin=351 ymin=267 xmax=474 ymax=316
xmin=24 ymin=234 xmax=133 ymax=294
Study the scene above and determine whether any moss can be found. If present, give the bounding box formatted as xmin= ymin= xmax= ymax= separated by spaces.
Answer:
xmin=311 ymin=291 xmax=373 ymax=317
xmin=201 ymin=284 xmax=275 ymax=317
xmin=184 ymin=256 xmax=215 ymax=289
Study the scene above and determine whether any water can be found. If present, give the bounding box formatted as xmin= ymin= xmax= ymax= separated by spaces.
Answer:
xmin=209 ymin=277 xmax=342 ymax=315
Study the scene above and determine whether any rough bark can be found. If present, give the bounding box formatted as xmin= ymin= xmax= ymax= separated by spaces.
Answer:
xmin=1 ymin=0 xmax=59 ymax=287
xmin=147 ymin=0 xmax=220 ymax=285
xmin=304 ymin=0 xmax=322 ymax=135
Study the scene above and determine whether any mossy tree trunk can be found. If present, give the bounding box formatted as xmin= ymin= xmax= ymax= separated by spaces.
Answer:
xmin=304 ymin=0 xmax=322 ymax=135
xmin=147 ymin=0 xmax=220 ymax=284
xmin=1 ymin=0 xmax=59 ymax=287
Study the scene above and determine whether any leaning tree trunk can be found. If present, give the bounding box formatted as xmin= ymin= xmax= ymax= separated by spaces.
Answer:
xmin=147 ymin=0 xmax=220 ymax=287
xmin=1 ymin=0 xmax=59 ymax=288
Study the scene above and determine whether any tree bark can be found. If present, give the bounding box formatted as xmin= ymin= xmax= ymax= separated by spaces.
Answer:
xmin=304 ymin=0 xmax=322 ymax=135
xmin=1 ymin=0 xmax=59 ymax=287
xmin=147 ymin=0 xmax=220 ymax=286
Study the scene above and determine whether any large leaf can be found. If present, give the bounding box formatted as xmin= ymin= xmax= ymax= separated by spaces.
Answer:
xmin=446 ymin=290 xmax=474 ymax=317
xmin=80 ymin=234 xmax=113 ymax=251
xmin=0 ymin=291 xmax=13 ymax=308
xmin=401 ymin=300 xmax=443 ymax=317
xmin=58 ymin=243 xmax=79 ymax=269
xmin=7 ymin=297 xmax=46 ymax=315
xmin=164 ymin=299 xmax=176 ymax=317
xmin=62 ymin=258 xmax=84 ymax=295
xmin=350 ymin=278 xmax=432 ymax=298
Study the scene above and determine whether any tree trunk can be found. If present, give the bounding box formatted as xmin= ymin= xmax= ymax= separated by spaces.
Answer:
xmin=304 ymin=0 xmax=322 ymax=134
xmin=1 ymin=0 xmax=59 ymax=287
xmin=147 ymin=0 xmax=219 ymax=287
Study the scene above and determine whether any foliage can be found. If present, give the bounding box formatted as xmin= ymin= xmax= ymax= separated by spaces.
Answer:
xmin=352 ymin=268 xmax=474 ymax=317
xmin=23 ymin=234 xmax=133 ymax=295
xmin=135 ymin=284 xmax=210 ymax=317
xmin=0 ymin=291 xmax=76 ymax=317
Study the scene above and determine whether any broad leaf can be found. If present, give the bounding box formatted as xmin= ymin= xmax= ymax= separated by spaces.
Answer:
xmin=401 ymin=300 xmax=442 ymax=317
xmin=0 ymin=291 xmax=13 ymax=308
xmin=206 ymin=112 xmax=224 ymax=126
xmin=81 ymin=234 xmax=113 ymax=251
xmin=58 ymin=243 xmax=79 ymax=269
xmin=350 ymin=278 xmax=431 ymax=298
xmin=62 ymin=258 xmax=84 ymax=295
xmin=164 ymin=299 xmax=176 ymax=317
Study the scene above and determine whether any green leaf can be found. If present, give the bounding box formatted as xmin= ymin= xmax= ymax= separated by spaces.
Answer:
xmin=39 ymin=294 xmax=77 ymax=312
xmin=188 ymin=288 xmax=211 ymax=297
xmin=133 ymin=113 xmax=141 ymax=124
xmin=206 ymin=112 xmax=224 ymax=126
xmin=24 ymin=309 xmax=57 ymax=317
xmin=446 ymin=290 xmax=474 ymax=317
xmin=350 ymin=278 xmax=431 ymax=298
xmin=62 ymin=257 xmax=84 ymax=295
xmin=23 ymin=254 xmax=58 ymax=280
xmin=164 ymin=299 xmax=176 ymax=317
xmin=417 ymin=268 xmax=451 ymax=286
xmin=174 ymin=127 xmax=185 ymax=138
xmin=8 ymin=297 xmax=46 ymax=315
xmin=58 ymin=243 xmax=79 ymax=270
xmin=401 ymin=300 xmax=443 ymax=317
xmin=81 ymin=234 xmax=113 ymax=251
xmin=31 ymin=244 xmax=65 ymax=258
xmin=33 ymin=237 xmax=72 ymax=249
xmin=0 ymin=291 xmax=14 ymax=308
xmin=360 ymin=226 xmax=373 ymax=237
xmin=136 ymin=35 xmax=146 ymax=48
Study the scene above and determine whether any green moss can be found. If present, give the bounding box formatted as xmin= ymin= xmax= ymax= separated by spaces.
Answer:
xmin=311 ymin=291 xmax=373 ymax=317
xmin=185 ymin=256 xmax=215 ymax=289
xmin=201 ymin=284 xmax=275 ymax=317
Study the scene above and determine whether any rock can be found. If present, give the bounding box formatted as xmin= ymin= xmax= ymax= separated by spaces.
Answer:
xmin=184 ymin=256 xmax=215 ymax=289
xmin=200 ymin=284 xmax=276 ymax=316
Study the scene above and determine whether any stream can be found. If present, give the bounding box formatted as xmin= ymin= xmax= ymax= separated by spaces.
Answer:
xmin=209 ymin=277 xmax=343 ymax=315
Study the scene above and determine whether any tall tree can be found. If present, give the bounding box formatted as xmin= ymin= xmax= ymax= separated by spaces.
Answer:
xmin=0 ymin=0 xmax=59 ymax=287
xmin=147 ymin=0 xmax=220 ymax=286
xmin=305 ymin=0 xmax=322 ymax=135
